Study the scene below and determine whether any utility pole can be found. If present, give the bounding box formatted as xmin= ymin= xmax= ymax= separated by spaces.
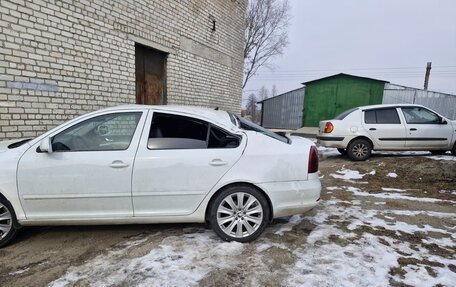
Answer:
xmin=424 ymin=62 xmax=432 ymax=90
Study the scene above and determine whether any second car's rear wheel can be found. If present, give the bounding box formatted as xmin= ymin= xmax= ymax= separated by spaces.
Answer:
xmin=209 ymin=185 xmax=270 ymax=243
xmin=337 ymin=148 xmax=347 ymax=155
xmin=0 ymin=197 xmax=19 ymax=248
xmin=347 ymin=138 xmax=372 ymax=161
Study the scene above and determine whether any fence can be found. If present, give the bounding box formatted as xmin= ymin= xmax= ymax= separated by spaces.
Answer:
xmin=382 ymin=84 xmax=456 ymax=120
xmin=259 ymin=87 xmax=305 ymax=129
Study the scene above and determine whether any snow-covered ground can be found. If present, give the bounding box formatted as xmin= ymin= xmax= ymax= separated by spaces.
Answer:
xmin=47 ymin=182 xmax=455 ymax=287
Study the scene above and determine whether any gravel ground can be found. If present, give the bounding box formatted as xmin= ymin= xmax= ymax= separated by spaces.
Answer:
xmin=0 ymin=148 xmax=455 ymax=287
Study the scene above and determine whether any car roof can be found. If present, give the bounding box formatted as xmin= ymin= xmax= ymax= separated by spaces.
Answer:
xmin=99 ymin=104 xmax=236 ymax=130
xmin=355 ymin=103 xmax=427 ymax=110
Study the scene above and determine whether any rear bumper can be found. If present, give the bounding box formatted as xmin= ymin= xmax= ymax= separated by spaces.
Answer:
xmin=317 ymin=135 xmax=348 ymax=148
xmin=257 ymin=178 xmax=321 ymax=218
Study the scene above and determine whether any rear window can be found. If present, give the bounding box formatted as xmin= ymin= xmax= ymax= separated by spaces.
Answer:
xmin=334 ymin=108 xmax=358 ymax=120
xmin=234 ymin=115 xmax=289 ymax=144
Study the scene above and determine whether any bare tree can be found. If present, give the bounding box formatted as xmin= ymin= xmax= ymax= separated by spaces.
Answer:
xmin=257 ymin=85 xmax=270 ymax=101
xmin=271 ymin=84 xmax=278 ymax=97
xmin=246 ymin=93 xmax=258 ymax=122
xmin=243 ymin=0 xmax=290 ymax=88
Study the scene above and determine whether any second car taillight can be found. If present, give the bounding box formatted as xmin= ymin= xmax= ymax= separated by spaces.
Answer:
xmin=308 ymin=146 xmax=319 ymax=173
xmin=324 ymin=122 xmax=334 ymax=133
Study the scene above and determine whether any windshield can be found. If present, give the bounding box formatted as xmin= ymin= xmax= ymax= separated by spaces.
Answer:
xmin=233 ymin=115 xmax=289 ymax=144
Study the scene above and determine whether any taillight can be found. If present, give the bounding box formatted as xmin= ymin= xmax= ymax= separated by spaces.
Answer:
xmin=308 ymin=146 xmax=319 ymax=173
xmin=324 ymin=122 xmax=334 ymax=133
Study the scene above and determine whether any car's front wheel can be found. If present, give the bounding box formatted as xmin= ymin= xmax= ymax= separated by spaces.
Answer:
xmin=0 ymin=197 xmax=19 ymax=248
xmin=209 ymin=185 xmax=270 ymax=242
xmin=347 ymin=138 xmax=372 ymax=161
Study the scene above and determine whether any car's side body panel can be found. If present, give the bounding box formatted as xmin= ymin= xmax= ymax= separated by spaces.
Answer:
xmin=131 ymin=110 xmax=247 ymax=217
xmin=197 ymin=133 xmax=320 ymax=218
xmin=361 ymin=107 xmax=407 ymax=149
xmin=0 ymin=140 xmax=31 ymax=221
xmin=16 ymin=110 xmax=149 ymax=219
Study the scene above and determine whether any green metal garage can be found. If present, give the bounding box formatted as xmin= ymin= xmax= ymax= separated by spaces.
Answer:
xmin=302 ymin=74 xmax=387 ymax=127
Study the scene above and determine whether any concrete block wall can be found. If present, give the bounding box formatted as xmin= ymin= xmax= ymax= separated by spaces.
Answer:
xmin=0 ymin=0 xmax=246 ymax=140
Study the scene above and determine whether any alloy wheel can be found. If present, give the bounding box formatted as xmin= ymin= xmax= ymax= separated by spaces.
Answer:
xmin=216 ymin=192 xmax=263 ymax=238
xmin=0 ymin=202 xmax=12 ymax=240
xmin=352 ymin=143 xmax=368 ymax=158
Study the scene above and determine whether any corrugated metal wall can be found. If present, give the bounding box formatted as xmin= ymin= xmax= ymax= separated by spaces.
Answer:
xmin=261 ymin=87 xmax=305 ymax=129
xmin=383 ymin=84 xmax=456 ymax=120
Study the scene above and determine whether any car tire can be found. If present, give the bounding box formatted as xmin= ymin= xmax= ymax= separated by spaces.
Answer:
xmin=347 ymin=138 xmax=372 ymax=161
xmin=337 ymin=148 xmax=347 ymax=155
xmin=0 ymin=197 xmax=19 ymax=248
xmin=209 ymin=185 xmax=270 ymax=243
xmin=452 ymin=144 xmax=456 ymax=156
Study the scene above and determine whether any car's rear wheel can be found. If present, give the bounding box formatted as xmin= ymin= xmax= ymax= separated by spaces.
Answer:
xmin=347 ymin=138 xmax=372 ymax=161
xmin=0 ymin=197 xmax=19 ymax=248
xmin=452 ymin=144 xmax=456 ymax=156
xmin=337 ymin=148 xmax=347 ymax=155
xmin=209 ymin=185 xmax=270 ymax=242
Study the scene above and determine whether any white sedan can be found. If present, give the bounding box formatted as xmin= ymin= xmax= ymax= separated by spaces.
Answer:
xmin=0 ymin=105 xmax=320 ymax=246
xmin=318 ymin=104 xmax=456 ymax=160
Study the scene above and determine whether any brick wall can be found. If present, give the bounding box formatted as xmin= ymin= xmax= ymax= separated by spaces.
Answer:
xmin=0 ymin=0 xmax=246 ymax=140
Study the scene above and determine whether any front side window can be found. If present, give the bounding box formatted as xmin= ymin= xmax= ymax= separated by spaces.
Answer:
xmin=402 ymin=107 xmax=440 ymax=124
xmin=364 ymin=108 xmax=400 ymax=124
xmin=52 ymin=112 xmax=142 ymax=152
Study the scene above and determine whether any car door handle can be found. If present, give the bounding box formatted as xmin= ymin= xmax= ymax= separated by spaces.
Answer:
xmin=109 ymin=160 xmax=129 ymax=168
xmin=369 ymin=128 xmax=376 ymax=131
xmin=210 ymin=159 xmax=228 ymax=166
xmin=410 ymin=128 xmax=417 ymax=131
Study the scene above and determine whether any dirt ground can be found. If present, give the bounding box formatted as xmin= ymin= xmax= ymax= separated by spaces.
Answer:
xmin=0 ymin=149 xmax=455 ymax=287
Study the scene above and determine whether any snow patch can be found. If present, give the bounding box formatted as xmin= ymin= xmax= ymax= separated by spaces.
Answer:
xmin=50 ymin=231 xmax=244 ymax=287
xmin=330 ymin=168 xmax=375 ymax=180
xmin=345 ymin=186 xmax=456 ymax=204
xmin=386 ymin=172 xmax=398 ymax=178
xmin=426 ymin=155 xmax=456 ymax=161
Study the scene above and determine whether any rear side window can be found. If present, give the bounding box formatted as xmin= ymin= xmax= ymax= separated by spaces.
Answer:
xmin=364 ymin=110 xmax=376 ymax=124
xmin=334 ymin=108 xmax=358 ymax=120
xmin=148 ymin=113 xmax=240 ymax=150
xmin=148 ymin=113 xmax=208 ymax=150
xmin=364 ymin=108 xmax=401 ymax=124
xmin=208 ymin=126 xmax=240 ymax=149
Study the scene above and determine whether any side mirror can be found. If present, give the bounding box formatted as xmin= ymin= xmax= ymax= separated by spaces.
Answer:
xmin=38 ymin=137 xmax=52 ymax=153
xmin=441 ymin=118 xmax=448 ymax=125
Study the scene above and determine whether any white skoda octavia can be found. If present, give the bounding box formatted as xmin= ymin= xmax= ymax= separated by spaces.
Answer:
xmin=318 ymin=104 xmax=456 ymax=161
xmin=0 ymin=105 xmax=320 ymax=246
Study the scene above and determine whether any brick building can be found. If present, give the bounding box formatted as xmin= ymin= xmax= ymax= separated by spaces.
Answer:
xmin=0 ymin=0 xmax=246 ymax=140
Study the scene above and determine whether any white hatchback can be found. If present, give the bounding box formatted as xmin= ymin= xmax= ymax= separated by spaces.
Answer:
xmin=0 ymin=105 xmax=321 ymax=246
xmin=318 ymin=104 xmax=456 ymax=161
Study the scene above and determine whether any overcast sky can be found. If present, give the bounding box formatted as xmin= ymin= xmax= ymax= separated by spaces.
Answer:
xmin=244 ymin=0 xmax=456 ymax=101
